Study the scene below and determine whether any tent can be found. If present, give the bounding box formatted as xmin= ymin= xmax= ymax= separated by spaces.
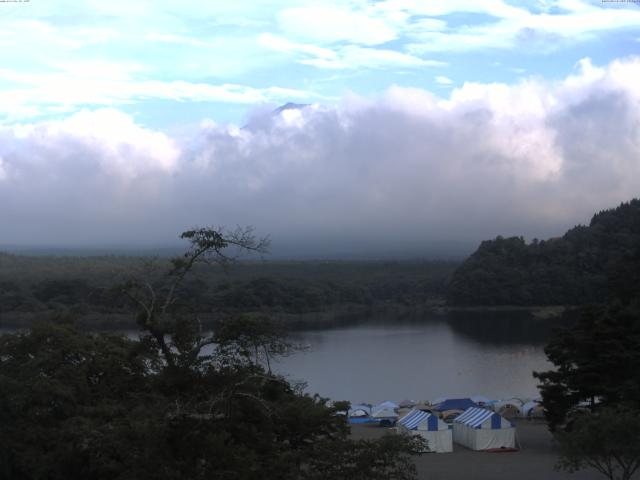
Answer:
xmin=522 ymin=401 xmax=545 ymax=419
xmin=372 ymin=401 xmax=399 ymax=426
xmin=470 ymin=395 xmax=492 ymax=406
xmin=432 ymin=398 xmax=479 ymax=412
xmin=440 ymin=410 xmax=463 ymax=423
xmin=348 ymin=404 xmax=373 ymax=424
xmin=397 ymin=409 xmax=453 ymax=453
xmin=399 ymin=399 xmax=416 ymax=409
xmin=452 ymin=407 xmax=516 ymax=451
xmin=413 ymin=402 xmax=435 ymax=412
xmin=376 ymin=401 xmax=399 ymax=410
xmin=494 ymin=399 xmax=523 ymax=418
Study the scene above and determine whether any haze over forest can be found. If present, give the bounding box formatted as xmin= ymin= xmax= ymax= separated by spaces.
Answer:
xmin=1 ymin=2 xmax=640 ymax=258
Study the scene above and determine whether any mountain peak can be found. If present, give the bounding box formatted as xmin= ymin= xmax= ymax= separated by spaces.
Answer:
xmin=273 ymin=102 xmax=310 ymax=114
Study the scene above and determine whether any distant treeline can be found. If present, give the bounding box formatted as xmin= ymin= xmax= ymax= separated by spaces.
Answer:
xmin=448 ymin=199 xmax=640 ymax=306
xmin=0 ymin=256 xmax=457 ymax=327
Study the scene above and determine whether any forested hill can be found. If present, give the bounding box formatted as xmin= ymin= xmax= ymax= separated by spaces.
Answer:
xmin=447 ymin=199 xmax=640 ymax=306
xmin=0 ymin=257 xmax=456 ymax=329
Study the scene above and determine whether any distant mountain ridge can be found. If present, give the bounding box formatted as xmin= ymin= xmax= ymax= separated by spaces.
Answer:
xmin=447 ymin=199 xmax=640 ymax=306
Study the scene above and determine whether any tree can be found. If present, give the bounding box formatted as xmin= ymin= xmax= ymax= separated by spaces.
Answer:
xmin=447 ymin=198 xmax=640 ymax=307
xmin=120 ymin=226 xmax=269 ymax=370
xmin=0 ymin=317 xmax=422 ymax=479
xmin=555 ymin=406 xmax=640 ymax=480
xmin=305 ymin=434 xmax=426 ymax=480
xmin=535 ymin=300 xmax=640 ymax=480
xmin=1 ymin=227 xmax=422 ymax=479
xmin=213 ymin=313 xmax=293 ymax=373
xmin=0 ymin=320 xmax=158 ymax=480
xmin=533 ymin=303 xmax=640 ymax=431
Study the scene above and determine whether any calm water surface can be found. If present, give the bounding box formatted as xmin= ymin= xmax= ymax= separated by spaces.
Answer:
xmin=0 ymin=311 xmax=559 ymax=405
xmin=274 ymin=312 xmax=557 ymax=404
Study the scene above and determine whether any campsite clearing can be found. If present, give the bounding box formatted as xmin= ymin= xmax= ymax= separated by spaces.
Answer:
xmin=351 ymin=420 xmax=609 ymax=480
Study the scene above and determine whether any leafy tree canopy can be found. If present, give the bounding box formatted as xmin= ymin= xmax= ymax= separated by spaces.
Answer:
xmin=555 ymin=406 xmax=640 ymax=480
xmin=448 ymin=199 xmax=640 ymax=306
xmin=0 ymin=227 xmax=424 ymax=479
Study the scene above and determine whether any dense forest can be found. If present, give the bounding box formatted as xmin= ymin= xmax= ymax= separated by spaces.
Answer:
xmin=448 ymin=199 xmax=640 ymax=306
xmin=0 ymin=255 xmax=456 ymax=329
xmin=0 ymin=228 xmax=425 ymax=480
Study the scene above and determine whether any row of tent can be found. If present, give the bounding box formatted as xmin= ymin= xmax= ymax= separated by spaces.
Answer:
xmin=348 ymin=401 xmax=399 ymax=426
xmin=432 ymin=397 xmax=544 ymax=420
xmin=396 ymin=407 xmax=516 ymax=453
xmin=348 ymin=397 xmax=544 ymax=425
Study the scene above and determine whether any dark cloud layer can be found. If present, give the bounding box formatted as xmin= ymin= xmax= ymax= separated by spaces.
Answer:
xmin=1 ymin=58 xmax=639 ymax=258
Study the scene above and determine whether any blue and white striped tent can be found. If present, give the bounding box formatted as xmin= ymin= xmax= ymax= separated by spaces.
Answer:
xmin=455 ymin=407 xmax=511 ymax=429
xmin=452 ymin=407 xmax=515 ymax=450
xmin=397 ymin=409 xmax=452 ymax=453
xmin=398 ymin=409 xmax=438 ymax=430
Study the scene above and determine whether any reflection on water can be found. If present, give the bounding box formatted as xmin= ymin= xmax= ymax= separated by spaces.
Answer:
xmin=447 ymin=310 xmax=563 ymax=345
xmin=275 ymin=312 xmax=558 ymax=404
xmin=0 ymin=311 xmax=561 ymax=406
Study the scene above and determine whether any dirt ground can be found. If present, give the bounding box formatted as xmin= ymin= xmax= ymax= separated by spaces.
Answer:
xmin=351 ymin=419 xmax=626 ymax=480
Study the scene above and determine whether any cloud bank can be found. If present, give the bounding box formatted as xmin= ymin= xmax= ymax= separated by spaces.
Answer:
xmin=1 ymin=57 xmax=639 ymax=257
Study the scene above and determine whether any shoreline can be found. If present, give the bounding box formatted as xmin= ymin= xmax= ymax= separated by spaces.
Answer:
xmin=0 ymin=302 xmax=570 ymax=332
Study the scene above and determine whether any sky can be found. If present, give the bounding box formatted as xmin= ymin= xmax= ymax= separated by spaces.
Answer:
xmin=0 ymin=0 xmax=639 ymax=257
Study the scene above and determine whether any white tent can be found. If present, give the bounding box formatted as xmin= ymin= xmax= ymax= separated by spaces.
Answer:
xmin=494 ymin=399 xmax=523 ymax=418
xmin=522 ymin=401 xmax=545 ymax=419
xmin=453 ymin=407 xmax=515 ymax=451
xmin=371 ymin=401 xmax=399 ymax=425
xmin=348 ymin=404 xmax=371 ymax=417
xmin=397 ymin=409 xmax=453 ymax=453
xmin=372 ymin=407 xmax=398 ymax=419
xmin=376 ymin=401 xmax=399 ymax=410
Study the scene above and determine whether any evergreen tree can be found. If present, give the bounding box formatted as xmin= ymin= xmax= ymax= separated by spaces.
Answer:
xmin=534 ymin=303 xmax=640 ymax=431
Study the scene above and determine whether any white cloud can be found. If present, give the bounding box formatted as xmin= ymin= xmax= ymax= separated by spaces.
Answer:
xmin=144 ymin=33 xmax=210 ymax=47
xmin=301 ymin=46 xmax=445 ymax=70
xmin=3 ymin=109 xmax=180 ymax=180
xmin=372 ymin=0 xmax=529 ymax=19
xmin=257 ymin=33 xmax=336 ymax=60
xmin=406 ymin=17 xmax=448 ymax=32
xmin=258 ymin=33 xmax=445 ymax=70
xmin=0 ymin=156 xmax=6 ymax=181
xmin=1 ymin=1 xmax=639 ymax=132
xmin=0 ymin=19 xmax=120 ymax=51
xmin=0 ymin=62 xmax=324 ymax=121
xmin=1 ymin=57 xmax=640 ymax=254
xmin=404 ymin=0 xmax=640 ymax=53
xmin=435 ymin=75 xmax=452 ymax=85
xmin=277 ymin=5 xmax=398 ymax=46
xmin=269 ymin=0 xmax=640 ymax=56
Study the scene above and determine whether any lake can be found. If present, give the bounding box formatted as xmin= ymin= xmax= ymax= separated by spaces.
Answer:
xmin=0 ymin=309 xmax=560 ymax=406
xmin=273 ymin=311 xmax=559 ymax=405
